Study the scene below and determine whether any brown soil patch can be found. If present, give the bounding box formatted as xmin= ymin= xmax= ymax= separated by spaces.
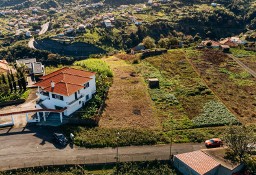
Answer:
xmin=188 ymin=50 xmax=256 ymax=124
xmin=238 ymin=56 xmax=256 ymax=72
xmin=99 ymin=56 xmax=161 ymax=130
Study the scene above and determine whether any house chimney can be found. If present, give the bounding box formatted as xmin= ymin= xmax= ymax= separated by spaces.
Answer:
xmin=51 ymin=81 xmax=55 ymax=88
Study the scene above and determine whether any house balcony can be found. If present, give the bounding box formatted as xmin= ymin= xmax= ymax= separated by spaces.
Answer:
xmin=36 ymin=91 xmax=50 ymax=100
xmin=66 ymin=95 xmax=84 ymax=106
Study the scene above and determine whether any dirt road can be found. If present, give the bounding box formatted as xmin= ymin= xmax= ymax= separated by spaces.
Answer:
xmin=0 ymin=126 xmax=205 ymax=171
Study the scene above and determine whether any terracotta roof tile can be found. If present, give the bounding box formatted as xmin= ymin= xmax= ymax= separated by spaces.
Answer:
xmin=40 ymin=67 xmax=95 ymax=80
xmin=44 ymin=82 xmax=83 ymax=96
xmin=34 ymin=67 xmax=95 ymax=96
xmin=175 ymin=150 xmax=220 ymax=175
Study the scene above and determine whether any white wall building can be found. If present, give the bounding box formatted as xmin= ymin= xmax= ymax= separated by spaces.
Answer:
xmin=34 ymin=67 xmax=96 ymax=118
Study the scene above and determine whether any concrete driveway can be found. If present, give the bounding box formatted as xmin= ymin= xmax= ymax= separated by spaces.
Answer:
xmin=0 ymin=126 xmax=205 ymax=171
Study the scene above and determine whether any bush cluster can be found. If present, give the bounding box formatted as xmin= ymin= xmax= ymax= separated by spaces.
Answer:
xmin=192 ymin=101 xmax=240 ymax=127
xmin=74 ymin=128 xmax=169 ymax=148
xmin=74 ymin=59 xmax=113 ymax=77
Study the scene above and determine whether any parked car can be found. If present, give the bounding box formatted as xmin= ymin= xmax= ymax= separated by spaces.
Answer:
xmin=205 ymin=138 xmax=223 ymax=148
xmin=53 ymin=133 xmax=68 ymax=146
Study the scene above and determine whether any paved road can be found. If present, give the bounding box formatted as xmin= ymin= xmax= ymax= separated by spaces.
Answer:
xmin=39 ymin=22 xmax=50 ymax=35
xmin=28 ymin=22 xmax=49 ymax=49
xmin=227 ymin=54 xmax=256 ymax=78
xmin=0 ymin=126 xmax=205 ymax=171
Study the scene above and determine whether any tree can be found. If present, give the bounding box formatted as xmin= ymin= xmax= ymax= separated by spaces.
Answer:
xmin=16 ymin=72 xmax=23 ymax=92
xmin=1 ymin=74 xmax=7 ymax=84
xmin=10 ymin=72 xmax=16 ymax=92
xmin=224 ymin=125 xmax=256 ymax=163
xmin=7 ymin=73 xmax=13 ymax=92
xmin=143 ymin=36 xmax=156 ymax=49
xmin=158 ymin=38 xmax=169 ymax=49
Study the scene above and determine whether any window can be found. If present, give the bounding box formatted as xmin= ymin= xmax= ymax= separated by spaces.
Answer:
xmin=79 ymin=101 xmax=81 ymax=104
xmin=78 ymin=90 xmax=80 ymax=94
xmin=86 ymin=95 xmax=89 ymax=101
xmin=84 ymin=82 xmax=90 ymax=89
xmin=52 ymin=94 xmax=63 ymax=101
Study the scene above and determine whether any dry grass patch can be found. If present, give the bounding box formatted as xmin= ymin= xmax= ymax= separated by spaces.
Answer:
xmin=99 ymin=56 xmax=161 ymax=130
xmin=187 ymin=49 xmax=256 ymax=124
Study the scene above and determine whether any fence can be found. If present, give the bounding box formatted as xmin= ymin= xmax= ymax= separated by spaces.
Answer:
xmin=0 ymin=153 xmax=171 ymax=171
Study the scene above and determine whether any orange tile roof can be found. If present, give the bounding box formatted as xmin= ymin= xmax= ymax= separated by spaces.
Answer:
xmin=40 ymin=67 xmax=95 ymax=80
xmin=175 ymin=150 xmax=220 ymax=175
xmin=44 ymin=82 xmax=83 ymax=96
xmin=34 ymin=67 xmax=95 ymax=96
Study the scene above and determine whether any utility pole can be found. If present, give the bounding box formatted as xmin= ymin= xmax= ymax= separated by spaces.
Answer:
xmin=116 ymin=132 xmax=120 ymax=175
xmin=169 ymin=116 xmax=174 ymax=161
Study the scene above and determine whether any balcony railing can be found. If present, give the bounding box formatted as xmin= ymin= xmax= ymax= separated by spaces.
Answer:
xmin=66 ymin=95 xmax=84 ymax=106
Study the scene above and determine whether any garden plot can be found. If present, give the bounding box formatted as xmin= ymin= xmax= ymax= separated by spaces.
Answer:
xmin=187 ymin=49 xmax=256 ymax=124
xmin=99 ymin=56 xmax=161 ymax=130
xmin=135 ymin=50 xmax=239 ymax=129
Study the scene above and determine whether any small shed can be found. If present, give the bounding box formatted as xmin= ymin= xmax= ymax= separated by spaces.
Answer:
xmin=148 ymin=78 xmax=159 ymax=88
xmin=220 ymin=45 xmax=230 ymax=53
xmin=173 ymin=150 xmax=220 ymax=175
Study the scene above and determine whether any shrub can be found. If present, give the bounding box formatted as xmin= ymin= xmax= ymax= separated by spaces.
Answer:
xmin=74 ymin=59 xmax=113 ymax=77
xmin=192 ymin=101 xmax=240 ymax=127
xmin=115 ymin=161 xmax=177 ymax=175
xmin=73 ymin=127 xmax=169 ymax=148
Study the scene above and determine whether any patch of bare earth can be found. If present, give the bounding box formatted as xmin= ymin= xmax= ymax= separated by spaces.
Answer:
xmin=99 ymin=56 xmax=161 ymax=130
xmin=188 ymin=50 xmax=256 ymax=124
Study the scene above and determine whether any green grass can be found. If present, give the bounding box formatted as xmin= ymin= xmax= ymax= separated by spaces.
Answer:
xmin=0 ymin=89 xmax=30 ymax=102
xmin=135 ymin=51 xmax=216 ymax=130
xmin=230 ymin=48 xmax=256 ymax=58
xmin=219 ymin=68 xmax=255 ymax=86
xmin=74 ymin=59 xmax=113 ymax=77
xmin=62 ymin=127 xmax=169 ymax=148
xmin=192 ymin=101 xmax=240 ymax=127
xmin=0 ymin=161 xmax=177 ymax=175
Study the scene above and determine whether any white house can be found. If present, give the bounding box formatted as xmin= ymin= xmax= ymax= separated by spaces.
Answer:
xmin=104 ymin=19 xmax=112 ymax=27
xmin=34 ymin=67 xmax=96 ymax=118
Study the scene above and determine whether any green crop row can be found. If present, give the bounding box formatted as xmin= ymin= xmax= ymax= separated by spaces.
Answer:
xmin=192 ymin=101 xmax=240 ymax=127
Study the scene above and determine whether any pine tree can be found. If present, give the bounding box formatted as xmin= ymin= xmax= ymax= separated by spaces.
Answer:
xmin=10 ymin=72 xmax=16 ymax=92
xmin=7 ymin=73 xmax=13 ymax=92
xmin=17 ymin=72 xmax=22 ymax=92
xmin=1 ymin=74 xmax=6 ymax=84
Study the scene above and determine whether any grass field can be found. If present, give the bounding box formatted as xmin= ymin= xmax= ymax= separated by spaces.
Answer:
xmin=186 ymin=49 xmax=256 ymax=124
xmin=230 ymin=48 xmax=256 ymax=72
xmin=99 ymin=56 xmax=161 ymax=130
xmin=134 ymin=50 xmax=239 ymax=129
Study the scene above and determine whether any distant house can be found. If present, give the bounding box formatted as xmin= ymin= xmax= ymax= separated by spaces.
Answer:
xmin=77 ymin=24 xmax=86 ymax=31
xmin=131 ymin=43 xmax=145 ymax=54
xmin=65 ymin=28 xmax=75 ymax=35
xmin=148 ymin=0 xmax=153 ymax=5
xmin=34 ymin=67 xmax=96 ymax=117
xmin=173 ymin=150 xmax=244 ymax=175
xmin=25 ymin=31 xmax=32 ymax=37
xmin=219 ymin=38 xmax=238 ymax=48
xmin=220 ymin=45 xmax=230 ymax=53
xmin=64 ymin=24 xmax=70 ymax=28
xmin=104 ymin=19 xmax=112 ymax=27
xmin=201 ymin=40 xmax=220 ymax=48
xmin=16 ymin=58 xmax=44 ymax=77
xmin=211 ymin=3 xmax=217 ymax=7
xmin=230 ymin=37 xmax=246 ymax=45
